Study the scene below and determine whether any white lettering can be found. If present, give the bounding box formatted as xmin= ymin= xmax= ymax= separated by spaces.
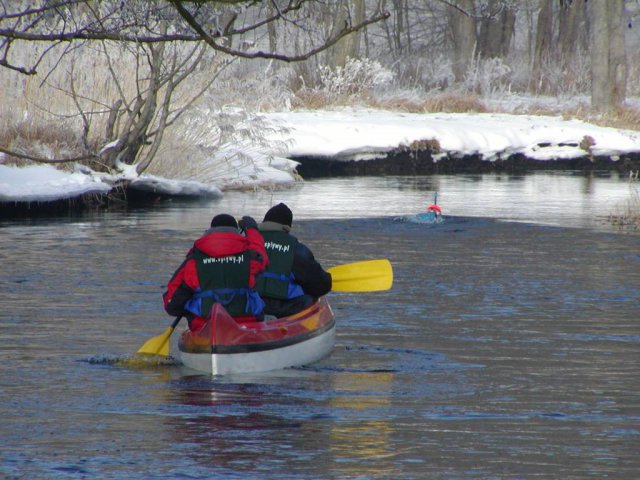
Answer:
xmin=264 ymin=241 xmax=290 ymax=253
xmin=202 ymin=255 xmax=244 ymax=264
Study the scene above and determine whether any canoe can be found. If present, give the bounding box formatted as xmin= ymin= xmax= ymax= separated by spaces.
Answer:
xmin=178 ymin=297 xmax=336 ymax=375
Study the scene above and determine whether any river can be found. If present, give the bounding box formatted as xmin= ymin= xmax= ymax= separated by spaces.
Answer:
xmin=1 ymin=172 xmax=639 ymax=479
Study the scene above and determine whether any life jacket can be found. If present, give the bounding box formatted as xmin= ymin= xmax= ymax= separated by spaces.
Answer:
xmin=256 ymin=230 xmax=304 ymax=300
xmin=185 ymin=248 xmax=264 ymax=318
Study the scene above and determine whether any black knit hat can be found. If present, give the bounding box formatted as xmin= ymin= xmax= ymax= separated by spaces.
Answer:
xmin=263 ymin=203 xmax=293 ymax=227
xmin=210 ymin=213 xmax=238 ymax=228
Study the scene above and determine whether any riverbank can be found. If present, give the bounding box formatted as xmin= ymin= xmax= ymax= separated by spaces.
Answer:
xmin=290 ymin=150 xmax=640 ymax=177
xmin=3 ymin=158 xmax=639 ymax=219
xmin=260 ymin=109 xmax=640 ymax=177
xmin=3 ymin=109 xmax=640 ymax=228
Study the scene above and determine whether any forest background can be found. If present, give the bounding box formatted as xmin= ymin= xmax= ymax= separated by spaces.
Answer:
xmin=1 ymin=0 xmax=639 ymax=187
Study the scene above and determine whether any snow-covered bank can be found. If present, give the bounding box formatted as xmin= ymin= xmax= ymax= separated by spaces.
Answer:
xmin=126 ymin=174 xmax=222 ymax=198
xmin=2 ymin=109 xmax=640 ymax=207
xmin=0 ymin=165 xmax=111 ymax=202
xmin=0 ymin=164 xmax=222 ymax=204
xmin=262 ymin=110 xmax=640 ymax=162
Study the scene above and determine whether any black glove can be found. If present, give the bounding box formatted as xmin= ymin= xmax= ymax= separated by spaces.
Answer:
xmin=238 ymin=216 xmax=258 ymax=231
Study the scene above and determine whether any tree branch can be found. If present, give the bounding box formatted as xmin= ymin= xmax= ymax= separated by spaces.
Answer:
xmin=170 ymin=0 xmax=390 ymax=62
xmin=0 ymin=28 xmax=204 ymax=43
xmin=0 ymin=146 xmax=98 ymax=164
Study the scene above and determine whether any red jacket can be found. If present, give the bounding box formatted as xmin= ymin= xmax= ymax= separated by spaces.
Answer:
xmin=163 ymin=227 xmax=268 ymax=330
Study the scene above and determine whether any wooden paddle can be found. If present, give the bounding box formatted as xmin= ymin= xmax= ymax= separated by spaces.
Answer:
xmin=136 ymin=316 xmax=181 ymax=356
xmin=136 ymin=258 xmax=393 ymax=356
xmin=328 ymin=259 xmax=393 ymax=292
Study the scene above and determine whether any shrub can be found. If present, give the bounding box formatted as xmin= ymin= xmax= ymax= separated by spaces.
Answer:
xmin=464 ymin=57 xmax=512 ymax=97
xmin=609 ymin=174 xmax=640 ymax=231
xmin=315 ymin=58 xmax=394 ymax=98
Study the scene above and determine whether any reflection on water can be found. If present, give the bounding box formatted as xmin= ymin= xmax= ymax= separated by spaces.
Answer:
xmin=1 ymin=172 xmax=639 ymax=479
xmin=209 ymin=171 xmax=634 ymax=230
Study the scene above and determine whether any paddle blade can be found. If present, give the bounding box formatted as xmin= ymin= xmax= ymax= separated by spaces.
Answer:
xmin=136 ymin=326 xmax=175 ymax=357
xmin=328 ymin=259 xmax=393 ymax=292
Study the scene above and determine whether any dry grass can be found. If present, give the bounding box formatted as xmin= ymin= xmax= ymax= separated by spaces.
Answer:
xmin=580 ymin=105 xmax=640 ymax=132
xmin=292 ymin=89 xmax=490 ymax=114
xmin=0 ymin=119 xmax=88 ymax=170
xmin=295 ymin=89 xmax=640 ymax=131
xmin=398 ymin=138 xmax=442 ymax=155
xmin=609 ymin=176 xmax=640 ymax=232
xmin=371 ymin=93 xmax=489 ymax=114
xmin=508 ymin=102 xmax=640 ymax=132
xmin=291 ymin=90 xmax=341 ymax=110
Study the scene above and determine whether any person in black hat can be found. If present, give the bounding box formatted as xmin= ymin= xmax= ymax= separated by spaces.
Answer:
xmin=163 ymin=212 xmax=268 ymax=330
xmin=256 ymin=203 xmax=332 ymax=318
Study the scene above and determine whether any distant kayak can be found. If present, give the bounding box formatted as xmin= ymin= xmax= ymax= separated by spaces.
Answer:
xmin=396 ymin=211 xmax=444 ymax=224
xmin=178 ymin=297 xmax=336 ymax=375
xmin=396 ymin=198 xmax=443 ymax=224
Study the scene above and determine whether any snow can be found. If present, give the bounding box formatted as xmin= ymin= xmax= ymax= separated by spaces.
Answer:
xmin=2 ymin=109 xmax=640 ymax=202
xmin=127 ymin=174 xmax=223 ymax=198
xmin=263 ymin=110 xmax=640 ymax=161
xmin=0 ymin=164 xmax=111 ymax=202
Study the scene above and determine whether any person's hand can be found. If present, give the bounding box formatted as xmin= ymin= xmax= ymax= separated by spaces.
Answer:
xmin=238 ymin=216 xmax=258 ymax=231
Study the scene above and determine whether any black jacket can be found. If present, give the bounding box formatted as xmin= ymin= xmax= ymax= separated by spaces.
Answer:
xmin=259 ymin=221 xmax=332 ymax=299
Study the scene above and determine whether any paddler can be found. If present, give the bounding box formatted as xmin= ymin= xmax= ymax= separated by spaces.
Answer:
xmin=427 ymin=203 xmax=442 ymax=219
xmin=256 ymin=203 xmax=332 ymax=318
xmin=163 ymin=213 xmax=268 ymax=331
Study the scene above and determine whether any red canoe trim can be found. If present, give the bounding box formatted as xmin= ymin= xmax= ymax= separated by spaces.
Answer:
xmin=178 ymin=298 xmax=335 ymax=355
xmin=209 ymin=317 xmax=335 ymax=354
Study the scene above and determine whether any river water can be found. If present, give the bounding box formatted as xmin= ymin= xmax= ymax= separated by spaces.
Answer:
xmin=1 ymin=172 xmax=639 ymax=479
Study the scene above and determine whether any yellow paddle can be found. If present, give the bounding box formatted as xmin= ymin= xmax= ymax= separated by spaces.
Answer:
xmin=328 ymin=259 xmax=393 ymax=292
xmin=136 ymin=316 xmax=182 ymax=356
xmin=136 ymin=259 xmax=393 ymax=356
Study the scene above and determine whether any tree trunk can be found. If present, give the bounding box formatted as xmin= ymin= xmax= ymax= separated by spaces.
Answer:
xmin=557 ymin=0 xmax=588 ymax=61
xmin=589 ymin=0 xmax=627 ymax=112
xmin=267 ymin=2 xmax=277 ymax=53
xmin=532 ymin=0 xmax=553 ymax=90
xmin=329 ymin=0 xmax=365 ymax=67
xmin=447 ymin=0 xmax=477 ymax=82
xmin=391 ymin=0 xmax=405 ymax=55
xmin=477 ymin=0 xmax=516 ymax=58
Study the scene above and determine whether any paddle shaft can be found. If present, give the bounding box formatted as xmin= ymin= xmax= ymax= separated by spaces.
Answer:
xmin=169 ymin=316 xmax=182 ymax=330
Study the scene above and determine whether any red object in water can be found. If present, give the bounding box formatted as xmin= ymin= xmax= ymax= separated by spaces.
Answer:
xmin=427 ymin=204 xmax=441 ymax=213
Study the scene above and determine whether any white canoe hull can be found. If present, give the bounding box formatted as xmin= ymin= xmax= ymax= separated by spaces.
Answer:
xmin=180 ymin=322 xmax=336 ymax=375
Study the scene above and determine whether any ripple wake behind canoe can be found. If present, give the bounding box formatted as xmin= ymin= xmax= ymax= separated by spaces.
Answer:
xmin=84 ymin=353 xmax=181 ymax=368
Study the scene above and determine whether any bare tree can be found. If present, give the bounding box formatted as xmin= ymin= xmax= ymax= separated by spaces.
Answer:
xmin=327 ymin=0 xmax=366 ymax=68
xmin=532 ymin=0 xmax=552 ymax=90
xmin=588 ymin=0 xmax=627 ymax=112
xmin=0 ymin=1 xmax=389 ymax=174
xmin=377 ymin=0 xmax=406 ymax=56
xmin=477 ymin=0 xmax=515 ymax=58
xmin=557 ymin=0 xmax=588 ymax=62
xmin=96 ymin=39 xmax=215 ymax=175
xmin=446 ymin=0 xmax=477 ymax=82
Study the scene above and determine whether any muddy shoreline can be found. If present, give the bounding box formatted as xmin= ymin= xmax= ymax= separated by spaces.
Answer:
xmin=292 ymin=150 xmax=640 ymax=177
